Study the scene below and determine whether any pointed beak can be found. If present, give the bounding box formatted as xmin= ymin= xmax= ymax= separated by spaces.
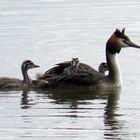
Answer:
xmin=124 ymin=40 xmax=140 ymax=48
xmin=33 ymin=64 xmax=40 ymax=68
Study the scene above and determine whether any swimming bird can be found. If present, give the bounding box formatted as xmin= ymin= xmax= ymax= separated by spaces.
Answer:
xmin=0 ymin=60 xmax=48 ymax=90
xmin=40 ymin=28 xmax=140 ymax=88
xmin=98 ymin=62 xmax=109 ymax=75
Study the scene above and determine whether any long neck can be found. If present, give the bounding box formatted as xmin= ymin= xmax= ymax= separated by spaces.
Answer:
xmin=106 ymin=51 xmax=122 ymax=86
xmin=21 ymin=66 xmax=31 ymax=84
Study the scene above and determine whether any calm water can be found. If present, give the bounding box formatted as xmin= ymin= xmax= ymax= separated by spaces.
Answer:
xmin=0 ymin=0 xmax=140 ymax=139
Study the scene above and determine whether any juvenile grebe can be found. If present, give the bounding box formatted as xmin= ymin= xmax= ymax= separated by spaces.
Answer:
xmin=40 ymin=28 xmax=140 ymax=88
xmin=63 ymin=58 xmax=80 ymax=74
xmin=0 ymin=60 xmax=48 ymax=90
xmin=98 ymin=62 xmax=109 ymax=75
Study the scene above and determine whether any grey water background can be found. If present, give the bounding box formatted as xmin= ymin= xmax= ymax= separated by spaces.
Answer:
xmin=0 ymin=0 xmax=140 ymax=139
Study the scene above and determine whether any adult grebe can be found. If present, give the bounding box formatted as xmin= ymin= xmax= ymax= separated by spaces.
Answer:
xmin=40 ymin=28 xmax=140 ymax=88
xmin=0 ymin=60 xmax=48 ymax=90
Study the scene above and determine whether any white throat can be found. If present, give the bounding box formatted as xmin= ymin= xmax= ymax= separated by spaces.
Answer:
xmin=106 ymin=52 xmax=122 ymax=86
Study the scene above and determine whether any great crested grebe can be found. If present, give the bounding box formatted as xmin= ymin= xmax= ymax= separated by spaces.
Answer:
xmin=40 ymin=28 xmax=140 ymax=88
xmin=98 ymin=62 xmax=109 ymax=75
xmin=0 ymin=60 xmax=48 ymax=90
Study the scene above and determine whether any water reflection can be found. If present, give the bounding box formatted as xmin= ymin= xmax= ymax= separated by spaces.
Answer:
xmin=46 ymin=88 xmax=120 ymax=107
xmin=20 ymin=87 xmax=122 ymax=139
xmin=46 ymin=88 xmax=122 ymax=140
xmin=21 ymin=89 xmax=30 ymax=109
xmin=21 ymin=89 xmax=37 ymax=109
xmin=103 ymin=89 xmax=122 ymax=140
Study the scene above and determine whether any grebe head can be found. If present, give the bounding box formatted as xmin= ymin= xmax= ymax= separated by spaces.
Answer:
xmin=21 ymin=60 xmax=39 ymax=83
xmin=22 ymin=60 xmax=39 ymax=71
xmin=75 ymin=58 xmax=80 ymax=66
xmin=106 ymin=28 xmax=140 ymax=54
xmin=98 ymin=62 xmax=109 ymax=74
xmin=71 ymin=58 xmax=80 ymax=67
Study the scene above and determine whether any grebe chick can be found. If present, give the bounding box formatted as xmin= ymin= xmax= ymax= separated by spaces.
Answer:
xmin=39 ymin=28 xmax=140 ymax=88
xmin=63 ymin=58 xmax=80 ymax=74
xmin=0 ymin=60 xmax=48 ymax=90
xmin=98 ymin=62 xmax=109 ymax=75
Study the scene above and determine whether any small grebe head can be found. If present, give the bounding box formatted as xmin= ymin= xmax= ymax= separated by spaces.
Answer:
xmin=21 ymin=60 xmax=39 ymax=83
xmin=21 ymin=60 xmax=39 ymax=73
xmin=98 ymin=62 xmax=109 ymax=74
xmin=71 ymin=58 xmax=80 ymax=67
xmin=106 ymin=28 xmax=140 ymax=54
xmin=75 ymin=58 xmax=80 ymax=66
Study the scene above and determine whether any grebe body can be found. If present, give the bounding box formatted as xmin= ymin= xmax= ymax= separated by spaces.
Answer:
xmin=0 ymin=60 xmax=48 ymax=90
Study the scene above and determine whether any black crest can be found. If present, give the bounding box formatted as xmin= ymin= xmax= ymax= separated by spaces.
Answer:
xmin=114 ymin=28 xmax=130 ymax=40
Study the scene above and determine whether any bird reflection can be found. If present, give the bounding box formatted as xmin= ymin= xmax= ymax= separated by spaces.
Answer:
xmin=46 ymin=88 xmax=121 ymax=108
xmin=103 ymin=88 xmax=122 ymax=140
xmin=20 ymin=87 xmax=122 ymax=139
xmin=21 ymin=89 xmax=37 ymax=109
xmin=21 ymin=89 xmax=30 ymax=109
xmin=45 ymin=87 xmax=122 ymax=139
